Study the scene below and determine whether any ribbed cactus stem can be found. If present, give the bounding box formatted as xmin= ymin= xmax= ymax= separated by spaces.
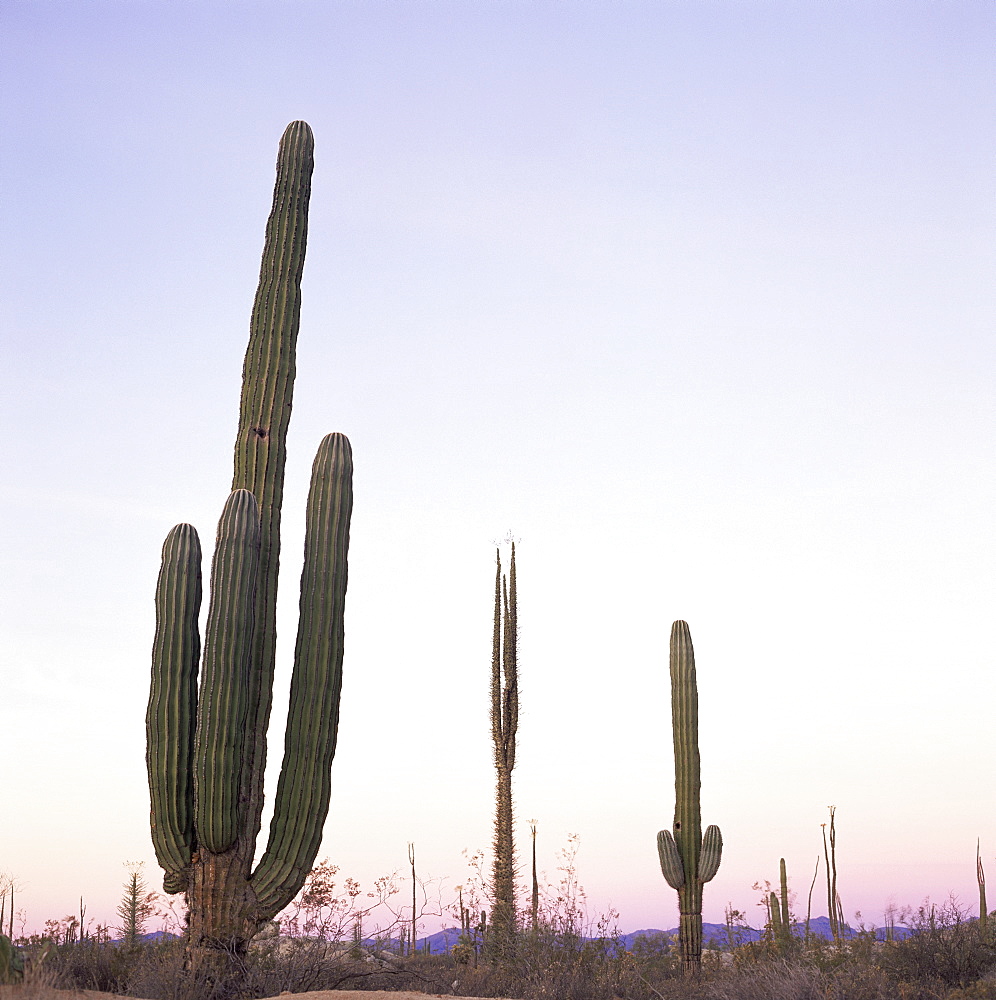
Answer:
xmin=658 ymin=620 xmax=722 ymax=975
xmin=252 ymin=433 xmax=353 ymax=914
xmin=779 ymin=858 xmax=791 ymax=947
xmin=147 ymin=524 xmax=202 ymax=889
xmin=657 ymin=829 xmax=684 ymax=889
xmin=699 ymin=825 xmax=723 ymax=883
xmin=193 ymin=490 xmax=260 ymax=853
xmin=233 ymin=120 xmax=314 ymax=847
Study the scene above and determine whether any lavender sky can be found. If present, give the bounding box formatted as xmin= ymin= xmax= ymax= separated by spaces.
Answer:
xmin=2 ymin=1 xmax=994 ymax=938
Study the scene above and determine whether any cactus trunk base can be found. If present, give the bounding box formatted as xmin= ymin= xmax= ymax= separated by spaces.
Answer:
xmin=185 ymin=851 xmax=258 ymax=959
xmin=678 ymin=910 xmax=702 ymax=974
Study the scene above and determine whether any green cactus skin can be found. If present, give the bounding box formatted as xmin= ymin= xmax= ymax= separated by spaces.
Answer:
xmin=657 ymin=829 xmax=684 ymax=889
xmin=768 ymin=892 xmax=782 ymax=938
xmin=251 ymin=433 xmax=353 ymax=913
xmin=700 ymin=825 xmax=723 ymax=883
xmin=778 ymin=858 xmax=791 ymax=948
xmin=657 ymin=620 xmax=722 ymax=975
xmin=232 ymin=119 xmax=313 ymax=852
xmin=147 ymin=523 xmax=202 ymax=890
xmin=146 ymin=123 xmax=353 ymax=960
xmin=192 ymin=489 xmax=260 ymax=854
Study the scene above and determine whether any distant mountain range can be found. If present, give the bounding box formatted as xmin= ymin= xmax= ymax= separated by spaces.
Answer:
xmin=410 ymin=916 xmax=917 ymax=954
xmin=119 ymin=917 xmax=918 ymax=954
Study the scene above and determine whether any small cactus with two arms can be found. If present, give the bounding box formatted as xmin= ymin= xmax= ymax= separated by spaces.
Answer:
xmin=657 ymin=620 xmax=723 ymax=974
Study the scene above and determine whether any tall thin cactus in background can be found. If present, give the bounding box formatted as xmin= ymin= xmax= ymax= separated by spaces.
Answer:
xmin=978 ymin=839 xmax=988 ymax=933
xmin=489 ymin=544 xmax=519 ymax=960
xmin=116 ymin=863 xmax=156 ymax=949
xmin=146 ymin=122 xmax=353 ymax=961
xmin=805 ymin=855 xmax=819 ymax=944
xmin=530 ymin=821 xmax=539 ymax=930
xmin=408 ymin=843 xmax=417 ymax=957
xmin=822 ymin=807 xmax=843 ymax=945
xmin=770 ymin=858 xmax=792 ymax=953
xmin=657 ymin=620 xmax=723 ymax=975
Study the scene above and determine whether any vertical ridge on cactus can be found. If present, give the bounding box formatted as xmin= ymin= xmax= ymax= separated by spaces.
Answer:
xmin=193 ymin=489 xmax=260 ymax=854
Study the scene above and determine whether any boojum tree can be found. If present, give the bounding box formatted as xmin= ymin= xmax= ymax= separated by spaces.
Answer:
xmin=657 ymin=620 xmax=723 ymax=975
xmin=489 ymin=544 xmax=519 ymax=959
xmin=146 ymin=121 xmax=353 ymax=960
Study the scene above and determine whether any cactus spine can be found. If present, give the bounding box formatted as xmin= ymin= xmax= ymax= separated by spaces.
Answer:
xmin=657 ymin=620 xmax=722 ymax=974
xmin=146 ymin=122 xmax=353 ymax=958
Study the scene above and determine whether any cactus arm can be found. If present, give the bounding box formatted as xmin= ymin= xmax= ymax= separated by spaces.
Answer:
xmin=147 ymin=523 xmax=202 ymax=890
xmin=699 ymin=825 xmax=723 ymax=883
xmin=232 ymin=121 xmax=315 ymax=847
xmin=193 ymin=490 xmax=260 ymax=853
xmin=769 ymin=892 xmax=782 ymax=937
xmin=657 ymin=829 xmax=685 ymax=889
xmin=251 ymin=433 xmax=352 ymax=914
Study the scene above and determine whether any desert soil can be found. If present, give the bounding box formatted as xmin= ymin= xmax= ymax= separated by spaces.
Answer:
xmin=2 ymin=990 xmax=519 ymax=1000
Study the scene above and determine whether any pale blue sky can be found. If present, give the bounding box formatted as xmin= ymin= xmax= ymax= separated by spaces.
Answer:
xmin=2 ymin=1 xmax=994 ymax=936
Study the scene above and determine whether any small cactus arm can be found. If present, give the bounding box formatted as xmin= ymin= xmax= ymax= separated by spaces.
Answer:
xmin=657 ymin=620 xmax=722 ymax=974
xmin=147 ymin=524 xmax=202 ymax=892
xmin=769 ymin=892 xmax=782 ymax=939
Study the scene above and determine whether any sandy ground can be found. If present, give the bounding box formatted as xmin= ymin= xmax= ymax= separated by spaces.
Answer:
xmin=1 ymin=990 xmax=518 ymax=1000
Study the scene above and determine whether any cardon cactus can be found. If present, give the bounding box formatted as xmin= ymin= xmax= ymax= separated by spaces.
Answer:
xmin=146 ymin=122 xmax=353 ymax=959
xmin=657 ymin=620 xmax=722 ymax=974
xmin=777 ymin=857 xmax=792 ymax=950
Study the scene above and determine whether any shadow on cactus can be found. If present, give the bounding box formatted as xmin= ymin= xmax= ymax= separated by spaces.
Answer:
xmin=145 ymin=121 xmax=353 ymax=962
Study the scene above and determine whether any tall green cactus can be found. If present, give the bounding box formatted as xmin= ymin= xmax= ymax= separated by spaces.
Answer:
xmin=146 ymin=122 xmax=353 ymax=958
xmin=657 ymin=620 xmax=722 ymax=974
xmin=778 ymin=857 xmax=791 ymax=950
xmin=766 ymin=858 xmax=792 ymax=953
